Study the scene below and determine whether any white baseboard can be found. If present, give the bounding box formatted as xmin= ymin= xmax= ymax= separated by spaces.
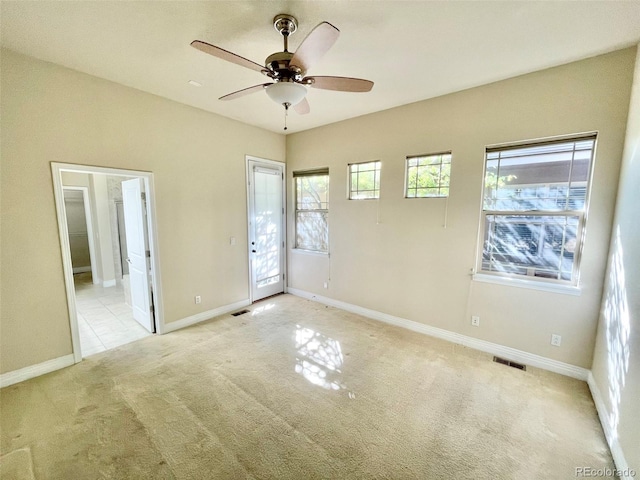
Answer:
xmin=587 ymin=372 xmax=633 ymax=478
xmin=288 ymin=288 xmax=589 ymax=381
xmin=72 ymin=266 xmax=91 ymax=274
xmin=102 ymin=279 xmax=116 ymax=288
xmin=163 ymin=299 xmax=251 ymax=334
xmin=0 ymin=354 xmax=75 ymax=389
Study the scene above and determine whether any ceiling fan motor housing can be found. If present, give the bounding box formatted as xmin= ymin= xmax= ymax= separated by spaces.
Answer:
xmin=265 ymin=51 xmax=303 ymax=81
xmin=266 ymin=15 xmax=304 ymax=81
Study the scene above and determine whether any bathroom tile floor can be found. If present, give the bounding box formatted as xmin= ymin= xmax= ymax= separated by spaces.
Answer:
xmin=74 ymin=272 xmax=151 ymax=357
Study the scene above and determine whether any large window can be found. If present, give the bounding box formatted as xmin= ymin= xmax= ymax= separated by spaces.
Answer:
xmin=479 ymin=134 xmax=596 ymax=284
xmin=405 ymin=152 xmax=451 ymax=198
xmin=349 ymin=161 xmax=381 ymax=199
xmin=294 ymin=169 xmax=329 ymax=253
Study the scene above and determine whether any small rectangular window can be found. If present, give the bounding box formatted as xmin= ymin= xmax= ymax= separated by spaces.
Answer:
xmin=348 ymin=161 xmax=381 ymax=200
xmin=479 ymin=134 xmax=596 ymax=284
xmin=405 ymin=152 xmax=451 ymax=198
xmin=294 ymin=169 xmax=329 ymax=253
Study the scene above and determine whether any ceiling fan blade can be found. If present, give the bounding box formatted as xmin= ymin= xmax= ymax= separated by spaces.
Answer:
xmin=290 ymin=22 xmax=340 ymax=74
xmin=293 ymin=98 xmax=310 ymax=115
xmin=305 ymin=76 xmax=374 ymax=92
xmin=219 ymin=84 xmax=272 ymax=101
xmin=191 ymin=40 xmax=265 ymax=73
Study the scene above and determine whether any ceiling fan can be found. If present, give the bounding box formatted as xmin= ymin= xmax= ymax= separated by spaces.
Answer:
xmin=191 ymin=14 xmax=374 ymax=128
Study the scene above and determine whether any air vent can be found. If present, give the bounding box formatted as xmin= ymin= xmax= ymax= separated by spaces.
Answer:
xmin=231 ymin=309 xmax=250 ymax=317
xmin=493 ymin=356 xmax=526 ymax=371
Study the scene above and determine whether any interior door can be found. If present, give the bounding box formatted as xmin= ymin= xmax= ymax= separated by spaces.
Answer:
xmin=248 ymin=159 xmax=285 ymax=301
xmin=121 ymin=178 xmax=154 ymax=332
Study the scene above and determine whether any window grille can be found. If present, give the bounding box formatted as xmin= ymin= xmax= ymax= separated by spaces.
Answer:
xmin=348 ymin=161 xmax=381 ymax=199
xmin=294 ymin=169 xmax=329 ymax=253
xmin=479 ymin=134 xmax=596 ymax=284
xmin=405 ymin=152 xmax=452 ymax=198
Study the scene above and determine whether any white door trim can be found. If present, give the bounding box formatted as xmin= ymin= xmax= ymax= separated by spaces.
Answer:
xmin=62 ymin=186 xmax=99 ymax=285
xmin=51 ymin=162 xmax=165 ymax=364
xmin=245 ymin=155 xmax=287 ymax=303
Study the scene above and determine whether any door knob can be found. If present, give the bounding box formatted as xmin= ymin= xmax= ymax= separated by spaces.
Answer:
xmin=252 ymin=250 xmax=256 ymax=253
xmin=126 ymin=258 xmax=132 ymax=264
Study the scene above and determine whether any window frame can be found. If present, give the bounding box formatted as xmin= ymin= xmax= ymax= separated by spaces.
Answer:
xmin=293 ymin=169 xmax=330 ymax=254
xmin=404 ymin=151 xmax=452 ymax=199
xmin=348 ymin=160 xmax=381 ymax=200
xmin=475 ymin=133 xmax=597 ymax=289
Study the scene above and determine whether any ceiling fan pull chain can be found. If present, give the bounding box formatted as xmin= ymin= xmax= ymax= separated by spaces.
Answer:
xmin=284 ymin=103 xmax=289 ymax=131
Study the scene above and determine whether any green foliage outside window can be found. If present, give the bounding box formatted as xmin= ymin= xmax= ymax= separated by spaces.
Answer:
xmin=406 ymin=153 xmax=451 ymax=197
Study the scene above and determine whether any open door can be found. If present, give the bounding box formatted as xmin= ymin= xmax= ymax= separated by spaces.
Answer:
xmin=248 ymin=159 xmax=285 ymax=301
xmin=122 ymin=178 xmax=155 ymax=332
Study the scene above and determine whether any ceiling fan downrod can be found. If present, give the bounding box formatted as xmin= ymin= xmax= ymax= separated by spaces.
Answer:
xmin=273 ymin=14 xmax=298 ymax=53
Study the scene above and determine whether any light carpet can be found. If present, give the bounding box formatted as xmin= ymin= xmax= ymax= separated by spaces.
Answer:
xmin=0 ymin=294 xmax=615 ymax=479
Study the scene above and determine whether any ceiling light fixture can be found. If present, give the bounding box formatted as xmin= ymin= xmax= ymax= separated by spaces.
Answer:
xmin=265 ymin=82 xmax=307 ymax=108
xmin=188 ymin=80 xmax=202 ymax=87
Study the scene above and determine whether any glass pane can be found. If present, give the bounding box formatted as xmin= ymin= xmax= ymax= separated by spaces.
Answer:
xmin=406 ymin=153 xmax=451 ymax=198
xmin=407 ymin=166 xmax=418 ymax=189
xmin=350 ymin=161 xmax=380 ymax=199
xmin=254 ymin=169 xmax=282 ymax=284
xmin=356 ymin=170 xmax=375 ymax=191
xmin=440 ymin=162 xmax=451 ymax=184
xmin=481 ymin=214 xmax=580 ymax=281
xmin=296 ymin=211 xmax=328 ymax=252
xmin=484 ymin=138 xmax=594 ymax=212
xmin=297 ymin=176 xmax=329 ymax=210
xmin=484 ymin=159 xmax=500 ymax=209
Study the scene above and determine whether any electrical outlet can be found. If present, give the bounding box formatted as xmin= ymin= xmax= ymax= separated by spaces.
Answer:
xmin=551 ymin=334 xmax=562 ymax=346
xmin=471 ymin=315 xmax=480 ymax=327
xmin=323 ymin=282 xmax=328 ymax=289
xmin=230 ymin=236 xmax=236 ymax=246
xmin=195 ymin=295 xmax=201 ymax=304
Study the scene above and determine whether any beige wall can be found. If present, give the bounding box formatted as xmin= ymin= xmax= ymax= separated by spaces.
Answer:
xmin=286 ymin=48 xmax=636 ymax=369
xmin=591 ymin=46 xmax=640 ymax=473
xmin=0 ymin=49 xmax=285 ymax=373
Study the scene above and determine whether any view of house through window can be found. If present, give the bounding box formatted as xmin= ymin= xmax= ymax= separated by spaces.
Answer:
xmin=349 ymin=161 xmax=381 ymax=199
xmin=405 ymin=152 xmax=451 ymax=198
xmin=479 ymin=134 xmax=596 ymax=284
xmin=294 ymin=169 xmax=329 ymax=253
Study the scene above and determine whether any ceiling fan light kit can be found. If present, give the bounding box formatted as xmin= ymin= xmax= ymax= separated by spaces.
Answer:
xmin=191 ymin=13 xmax=374 ymax=129
xmin=265 ymin=82 xmax=307 ymax=107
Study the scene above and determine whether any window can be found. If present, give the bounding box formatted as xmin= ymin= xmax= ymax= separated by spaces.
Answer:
xmin=405 ymin=152 xmax=451 ymax=198
xmin=479 ymin=134 xmax=596 ymax=284
xmin=294 ymin=169 xmax=329 ymax=253
xmin=349 ymin=161 xmax=380 ymax=199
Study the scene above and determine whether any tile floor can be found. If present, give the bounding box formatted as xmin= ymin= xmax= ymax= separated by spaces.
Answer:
xmin=74 ymin=272 xmax=151 ymax=357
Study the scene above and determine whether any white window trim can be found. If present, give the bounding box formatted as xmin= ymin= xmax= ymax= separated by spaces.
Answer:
xmin=291 ymin=248 xmax=330 ymax=257
xmin=473 ymin=273 xmax=581 ymax=296
xmin=475 ymin=133 xmax=597 ymax=289
xmin=294 ymin=169 xmax=329 ymax=254
xmin=348 ymin=160 xmax=381 ymax=200
xmin=404 ymin=151 xmax=452 ymax=199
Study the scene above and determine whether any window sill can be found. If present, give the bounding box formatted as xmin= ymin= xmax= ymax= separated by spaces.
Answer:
xmin=472 ymin=273 xmax=581 ymax=296
xmin=291 ymin=249 xmax=329 ymax=257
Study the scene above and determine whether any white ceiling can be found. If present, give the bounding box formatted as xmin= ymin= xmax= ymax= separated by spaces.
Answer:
xmin=2 ymin=1 xmax=640 ymax=134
